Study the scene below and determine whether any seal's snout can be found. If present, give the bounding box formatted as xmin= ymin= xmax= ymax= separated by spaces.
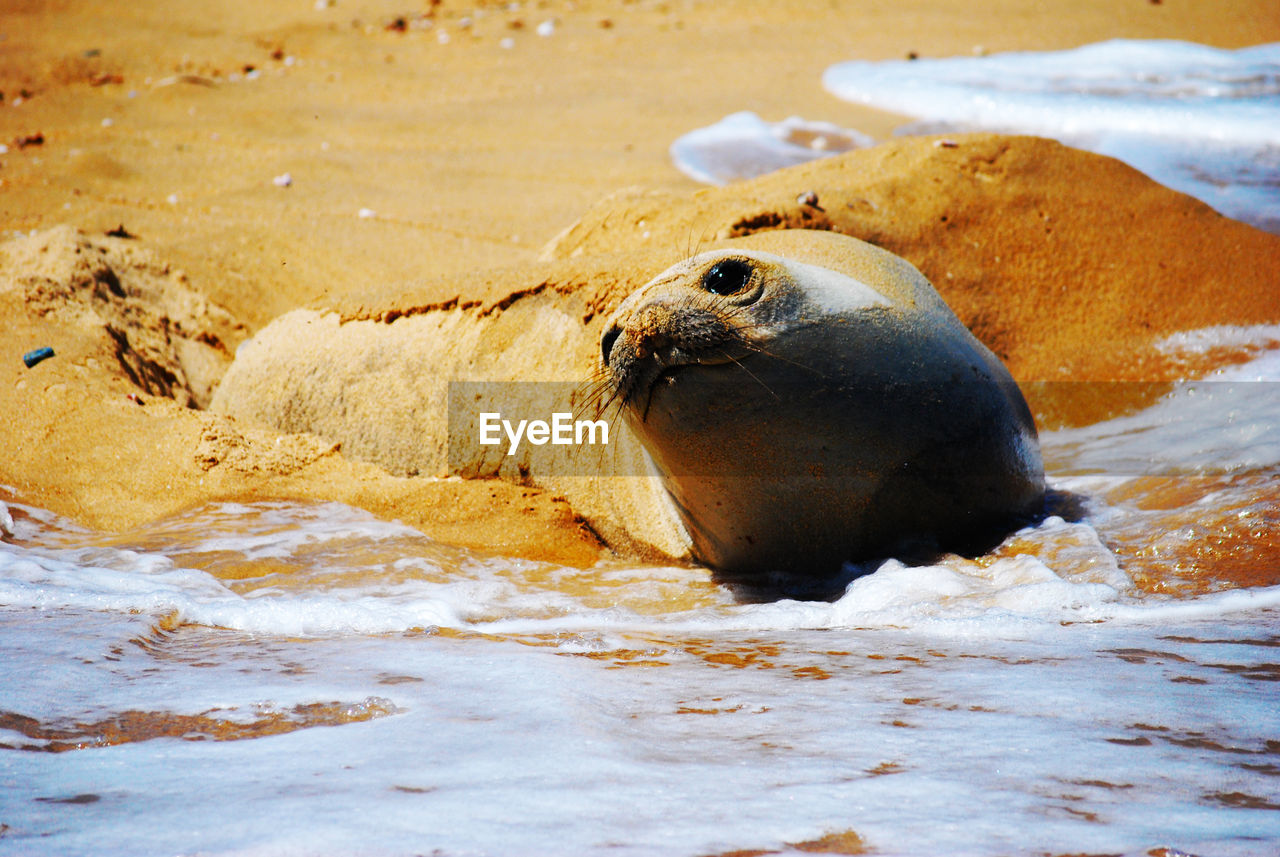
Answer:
xmin=599 ymin=266 xmax=765 ymax=417
xmin=602 ymin=303 xmax=678 ymax=370
xmin=631 ymin=305 xmax=676 ymax=360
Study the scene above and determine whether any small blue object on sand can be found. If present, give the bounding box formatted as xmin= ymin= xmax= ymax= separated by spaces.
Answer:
xmin=22 ymin=346 xmax=55 ymax=368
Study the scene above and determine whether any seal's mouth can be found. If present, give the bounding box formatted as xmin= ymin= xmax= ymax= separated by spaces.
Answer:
xmin=638 ymin=362 xmax=694 ymax=418
xmin=611 ymin=356 xmax=693 ymax=420
xmin=614 ymin=353 xmax=748 ymax=422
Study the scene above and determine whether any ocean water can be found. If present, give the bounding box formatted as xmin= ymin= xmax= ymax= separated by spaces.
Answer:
xmin=673 ymin=40 xmax=1280 ymax=233
xmin=2 ymin=332 xmax=1278 ymax=856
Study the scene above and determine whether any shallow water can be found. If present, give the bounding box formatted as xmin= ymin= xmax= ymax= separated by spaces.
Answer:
xmin=673 ymin=40 xmax=1280 ymax=233
xmin=2 ymin=334 xmax=1278 ymax=856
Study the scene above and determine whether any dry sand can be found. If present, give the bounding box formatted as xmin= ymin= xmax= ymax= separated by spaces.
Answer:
xmin=2 ymin=0 xmax=1279 ymax=568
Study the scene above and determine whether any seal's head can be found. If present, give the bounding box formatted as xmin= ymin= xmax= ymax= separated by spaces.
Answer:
xmin=600 ymin=247 xmax=897 ymax=418
xmin=597 ymin=230 xmax=1044 ymax=585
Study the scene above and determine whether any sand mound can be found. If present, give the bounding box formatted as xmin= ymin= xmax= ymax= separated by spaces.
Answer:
xmin=210 ymin=253 xmax=692 ymax=561
xmin=210 ymin=135 xmax=1280 ymax=562
xmin=1 ymin=225 xmax=243 ymax=407
xmin=0 ymin=226 xmax=605 ymax=563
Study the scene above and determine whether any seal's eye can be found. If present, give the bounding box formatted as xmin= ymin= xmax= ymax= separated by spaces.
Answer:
xmin=702 ymin=258 xmax=753 ymax=297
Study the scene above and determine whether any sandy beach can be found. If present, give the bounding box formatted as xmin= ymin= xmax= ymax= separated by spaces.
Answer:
xmin=3 ymin=4 xmax=1280 ymax=854
xmin=4 ymin=0 xmax=1278 ymax=566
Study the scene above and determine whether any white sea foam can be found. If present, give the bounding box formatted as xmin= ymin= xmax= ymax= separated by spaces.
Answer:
xmin=1156 ymin=323 xmax=1280 ymax=358
xmin=824 ymin=41 xmax=1280 ymax=144
xmin=822 ymin=40 xmax=1280 ymax=231
xmin=3 ymin=500 xmax=1276 ymax=645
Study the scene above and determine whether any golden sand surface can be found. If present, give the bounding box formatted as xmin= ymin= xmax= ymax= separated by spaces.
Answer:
xmin=2 ymin=0 xmax=1278 ymax=567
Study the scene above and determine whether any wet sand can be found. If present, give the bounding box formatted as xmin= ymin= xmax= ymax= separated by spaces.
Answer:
xmin=2 ymin=0 xmax=1279 ymax=567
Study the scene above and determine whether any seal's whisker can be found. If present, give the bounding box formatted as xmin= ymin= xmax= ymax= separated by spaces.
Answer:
xmin=569 ymin=369 xmax=631 ymax=475
xmin=749 ymin=344 xmax=829 ymax=377
xmin=581 ymin=354 xmax=640 ymax=424
xmin=693 ymin=220 xmax=714 ymax=257
xmin=717 ymin=330 xmax=833 ymax=379
xmin=572 ymin=385 xmax=601 ymax=421
xmin=721 ymin=349 xmax=781 ymax=400
xmin=573 ymin=370 xmax=622 ymax=422
xmin=595 ymin=385 xmax=627 ymax=423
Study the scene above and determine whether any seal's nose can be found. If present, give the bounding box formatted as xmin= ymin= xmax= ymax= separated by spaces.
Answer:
xmin=601 ymin=323 xmax=622 ymax=366
xmin=630 ymin=305 xmax=674 ymax=360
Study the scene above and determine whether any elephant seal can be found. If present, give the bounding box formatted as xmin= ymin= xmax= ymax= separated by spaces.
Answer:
xmin=595 ymin=229 xmax=1044 ymax=583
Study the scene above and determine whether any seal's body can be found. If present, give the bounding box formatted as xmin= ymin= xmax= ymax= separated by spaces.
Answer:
xmin=599 ymin=230 xmax=1044 ymax=580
